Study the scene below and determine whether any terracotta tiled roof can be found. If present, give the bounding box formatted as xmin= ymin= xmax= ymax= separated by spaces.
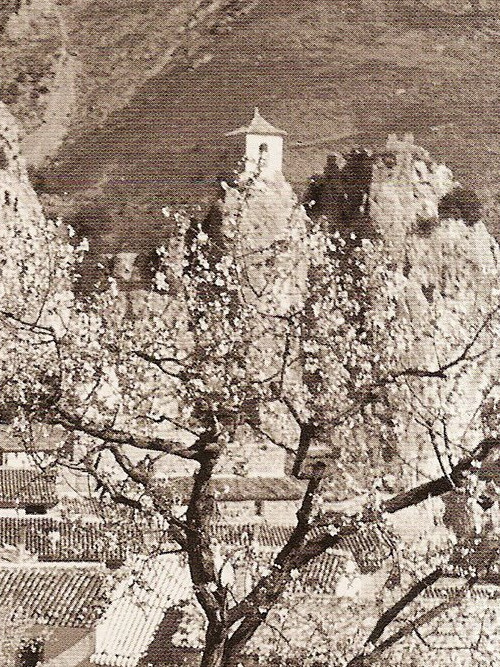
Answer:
xmin=210 ymin=523 xmax=294 ymax=548
xmin=164 ymin=476 xmax=305 ymax=502
xmin=58 ymin=495 xmax=104 ymax=518
xmin=299 ymin=552 xmax=341 ymax=593
xmin=256 ymin=524 xmax=294 ymax=547
xmin=225 ymin=107 xmax=287 ymax=137
xmin=339 ymin=525 xmax=395 ymax=574
xmin=424 ymin=577 xmax=500 ymax=600
xmin=0 ymin=469 xmax=57 ymax=507
xmin=92 ymin=554 xmax=192 ymax=667
xmin=0 ymin=565 xmax=108 ymax=627
xmin=210 ymin=523 xmax=254 ymax=546
xmin=210 ymin=523 xmax=393 ymax=573
xmin=0 ymin=517 xmax=130 ymax=563
xmin=211 ymin=524 xmax=382 ymax=591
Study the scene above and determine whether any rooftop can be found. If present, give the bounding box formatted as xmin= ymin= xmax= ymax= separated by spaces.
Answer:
xmin=424 ymin=577 xmax=500 ymax=600
xmin=0 ymin=517 xmax=132 ymax=563
xmin=211 ymin=522 xmax=294 ymax=548
xmin=163 ymin=476 xmax=305 ymax=503
xmin=0 ymin=565 xmax=108 ymax=628
xmin=58 ymin=494 xmax=105 ymax=518
xmin=0 ymin=424 xmax=66 ymax=453
xmin=225 ymin=107 xmax=287 ymax=138
xmin=339 ymin=525 xmax=395 ymax=574
xmin=92 ymin=554 xmax=192 ymax=667
xmin=211 ymin=522 xmax=394 ymax=574
xmin=0 ymin=469 xmax=57 ymax=508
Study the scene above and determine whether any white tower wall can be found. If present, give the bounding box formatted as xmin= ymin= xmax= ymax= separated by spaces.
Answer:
xmin=244 ymin=133 xmax=284 ymax=179
xmin=226 ymin=108 xmax=287 ymax=182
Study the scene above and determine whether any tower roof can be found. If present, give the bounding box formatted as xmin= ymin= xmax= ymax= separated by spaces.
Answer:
xmin=225 ymin=107 xmax=287 ymax=137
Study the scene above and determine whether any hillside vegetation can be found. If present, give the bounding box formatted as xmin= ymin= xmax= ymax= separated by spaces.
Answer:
xmin=2 ymin=0 xmax=500 ymax=253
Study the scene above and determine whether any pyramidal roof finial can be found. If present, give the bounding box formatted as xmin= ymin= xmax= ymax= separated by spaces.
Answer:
xmin=225 ymin=107 xmax=287 ymax=138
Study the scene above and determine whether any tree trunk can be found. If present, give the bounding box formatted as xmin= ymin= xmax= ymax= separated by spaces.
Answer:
xmin=200 ymin=623 xmax=227 ymax=667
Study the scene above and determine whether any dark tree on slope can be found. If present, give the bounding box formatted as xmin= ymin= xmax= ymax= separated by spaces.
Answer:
xmin=306 ymin=151 xmax=375 ymax=215
xmin=438 ymin=187 xmax=482 ymax=226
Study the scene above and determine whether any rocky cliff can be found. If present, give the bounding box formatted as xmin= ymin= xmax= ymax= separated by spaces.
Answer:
xmin=3 ymin=1 xmax=500 ymax=253
xmin=305 ymin=135 xmax=500 ymax=499
xmin=0 ymin=102 xmax=75 ymax=324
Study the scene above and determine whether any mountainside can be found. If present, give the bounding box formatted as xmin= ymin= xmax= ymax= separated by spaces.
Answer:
xmin=3 ymin=0 xmax=500 ymax=253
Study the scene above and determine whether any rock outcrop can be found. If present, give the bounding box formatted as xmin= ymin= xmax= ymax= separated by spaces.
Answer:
xmin=220 ymin=176 xmax=309 ymax=316
xmin=0 ymin=102 xmax=74 ymax=324
xmin=309 ymin=135 xmax=500 ymax=500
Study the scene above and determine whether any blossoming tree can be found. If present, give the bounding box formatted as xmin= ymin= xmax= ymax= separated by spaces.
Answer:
xmin=3 ymin=104 xmax=500 ymax=666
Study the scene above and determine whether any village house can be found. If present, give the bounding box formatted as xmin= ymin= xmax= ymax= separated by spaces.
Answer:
xmin=0 ymin=423 xmax=132 ymax=563
xmin=0 ymin=564 xmax=108 ymax=667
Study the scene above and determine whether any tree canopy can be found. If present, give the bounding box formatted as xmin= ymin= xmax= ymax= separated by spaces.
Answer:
xmin=2 ymin=107 xmax=500 ymax=666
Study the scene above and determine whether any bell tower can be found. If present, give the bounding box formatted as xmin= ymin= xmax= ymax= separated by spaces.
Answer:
xmin=225 ymin=107 xmax=287 ymax=181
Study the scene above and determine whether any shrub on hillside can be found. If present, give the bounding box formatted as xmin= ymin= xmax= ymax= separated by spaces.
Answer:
xmin=438 ymin=186 xmax=482 ymax=226
xmin=0 ymin=148 xmax=7 ymax=171
xmin=0 ymin=82 xmax=20 ymax=105
xmin=416 ymin=214 xmax=440 ymax=237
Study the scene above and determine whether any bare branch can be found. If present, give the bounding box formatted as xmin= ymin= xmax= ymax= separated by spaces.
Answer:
xmin=417 ymin=418 xmax=455 ymax=488
xmin=403 ymin=305 xmax=500 ymax=379
xmin=291 ymin=422 xmax=317 ymax=479
xmin=347 ymin=578 xmax=478 ymax=667
xmin=278 ymin=391 xmax=305 ymax=428
xmin=248 ymin=423 xmax=296 ymax=456
xmin=278 ymin=461 xmax=326 ymax=565
xmin=0 ymin=310 xmax=56 ymax=339
xmin=364 ymin=568 xmax=443 ymax=647
xmin=140 ymin=412 xmax=200 ymax=437
xmin=223 ymin=463 xmax=326 ymax=659
xmin=82 ymin=456 xmax=143 ymax=512
xmin=133 ymin=349 xmax=185 ymax=378
xmin=107 ymin=445 xmax=189 ymax=546
xmin=48 ymin=407 xmax=198 ymax=459
xmin=184 ymin=429 xmax=228 ymax=643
